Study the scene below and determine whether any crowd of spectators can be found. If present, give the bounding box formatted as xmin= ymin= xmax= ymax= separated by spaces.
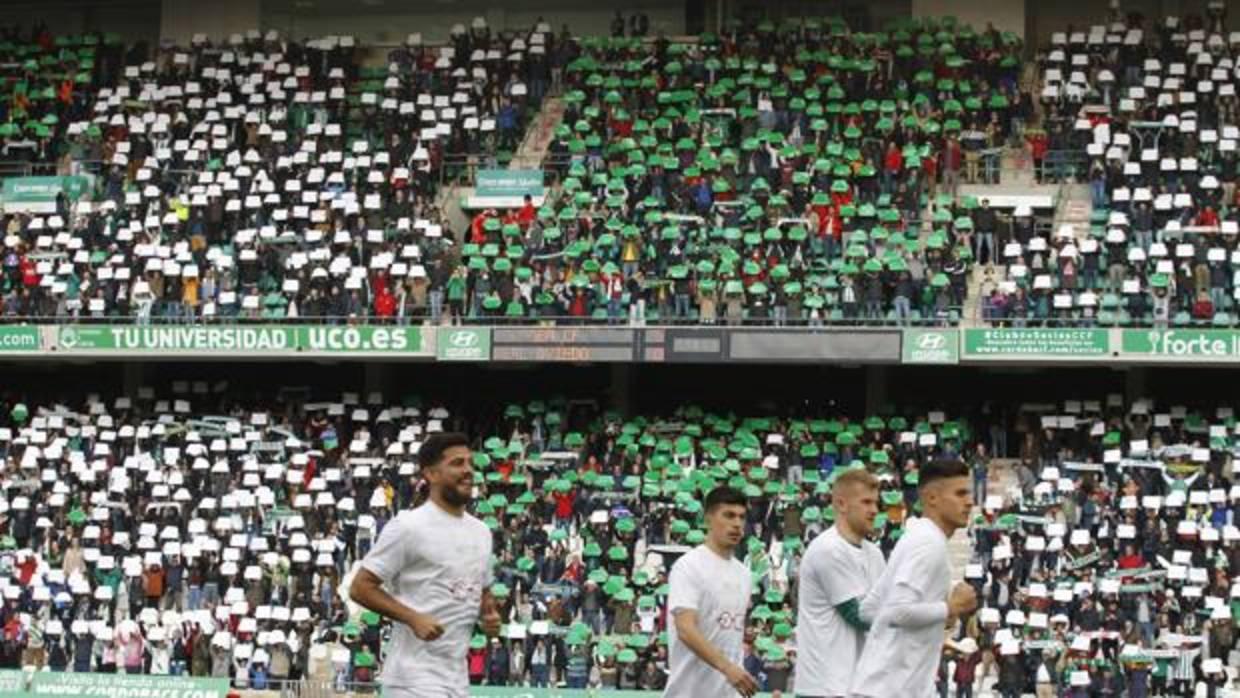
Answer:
xmin=956 ymin=396 xmax=1239 ymax=697
xmin=0 ymin=20 xmax=559 ymax=323
xmin=0 ymin=15 xmax=1034 ymax=327
xmin=0 ymin=382 xmax=981 ymax=694
xmin=995 ymin=2 xmax=1240 ymax=327
xmin=0 ymin=382 xmax=1230 ymax=695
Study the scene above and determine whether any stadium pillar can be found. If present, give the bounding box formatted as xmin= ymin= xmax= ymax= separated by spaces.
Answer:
xmin=911 ymin=0 xmax=1025 ymax=40
xmin=364 ymin=364 xmax=392 ymax=404
xmin=1124 ymin=367 xmax=1147 ymax=405
xmin=864 ymin=365 xmax=888 ymax=417
xmin=610 ymin=364 xmax=632 ymax=414
xmin=123 ymin=363 xmax=145 ymax=397
xmin=160 ymin=0 xmax=262 ymax=45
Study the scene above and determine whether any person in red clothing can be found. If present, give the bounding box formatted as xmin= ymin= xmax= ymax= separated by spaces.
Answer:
xmin=1195 ymin=206 xmax=1220 ymax=228
xmin=469 ymin=210 xmax=490 ymax=244
xmin=1193 ymin=291 xmax=1214 ymax=320
xmin=1116 ymin=544 xmax=1145 ymax=572
xmin=952 ymin=640 xmax=982 ymax=698
xmin=1027 ymin=130 xmax=1049 ymax=183
xmin=373 ymin=287 xmax=396 ymax=321
xmin=922 ymin=151 xmax=939 ymax=200
xmin=942 ymin=137 xmax=963 ymax=196
xmin=14 ymin=551 xmax=36 ymax=586
xmin=19 ymin=255 xmax=38 ymax=288
xmin=553 ymin=487 xmax=575 ymax=526
xmin=516 ymin=194 xmax=536 ymax=229
xmin=569 ymin=287 xmax=589 ymax=318
xmin=883 ymin=141 xmax=902 ymax=195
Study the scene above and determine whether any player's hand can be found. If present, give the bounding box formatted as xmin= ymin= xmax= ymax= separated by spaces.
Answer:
xmin=407 ymin=610 xmax=445 ymax=641
xmin=722 ymin=662 xmax=759 ymax=697
xmin=947 ymin=582 xmax=978 ymax=620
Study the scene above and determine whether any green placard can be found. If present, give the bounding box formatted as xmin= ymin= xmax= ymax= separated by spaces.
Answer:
xmin=1122 ymin=328 xmax=1240 ymax=360
xmin=29 ymin=673 xmax=229 ymax=698
xmin=902 ymin=328 xmax=959 ymax=364
xmin=0 ymin=326 xmax=40 ymax=352
xmin=55 ymin=325 xmax=425 ymax=354
xmin=476 ymin=169 xmax=544 ymax=199
xmin=3 ymin=176 xmax=90 ymax=202
xmin=437 ymin=327 xmax=492 ymax=361
xmin=962 ymin=328 xmax=1109 ymax=358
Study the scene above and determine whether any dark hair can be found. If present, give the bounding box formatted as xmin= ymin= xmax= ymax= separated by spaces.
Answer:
xmin=920 ymin=459 xmax=970 ymax=488
xmin=417 ymin=432 xmax=470 ymax=470
xmin=703 ymin=486 xmax=748 ymax=513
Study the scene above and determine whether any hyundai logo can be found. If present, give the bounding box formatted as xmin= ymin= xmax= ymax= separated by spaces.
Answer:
xmin=917 ymin=333 xmax=946 ymax=350
xmin=450 ymin=331 xmax=479 ymax=348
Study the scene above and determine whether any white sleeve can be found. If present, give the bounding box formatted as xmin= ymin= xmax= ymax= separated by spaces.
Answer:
xmin=880 ymin=546 xmax=947 ymax=629
xmin=479 ymin=525 xmax=495 ymax=588
xmin=360 ymin=514 xmax=410 ymax=584
xmin=667 ymin=559 xmax=701 ymax=614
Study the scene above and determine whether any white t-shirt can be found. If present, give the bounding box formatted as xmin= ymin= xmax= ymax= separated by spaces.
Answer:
xmin=664 ymin=544 xmax=752 ymax=698
xmin=360 ymin=501 xmax=493 ymax=697
xmin=850 ymin=516 xmax=951 ymax=698
xmin=794 ymin=526 xmax=886 ymax=697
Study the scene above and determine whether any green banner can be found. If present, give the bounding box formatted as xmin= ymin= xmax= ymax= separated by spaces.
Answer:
xmin=476 ymin=169 xmax=544 ymax=199
xmin=0 ymin=326 xmax=40 ymax=352
xmin=437 ymin=327 xmax=492 ymax=360
xmin=55 ymin=325 xmax=427 ymax=355
xmin=962 ymin=328 xmax=1110 ymax=358
xmin=297 ymin=326 xmax=424 ymax=353
xmin=1122 ymin=328 xmax=1240 ymax=361
xmin=29 ymin=673 xmax=229 ymax=698
xmin=3 ymin=176 xmax=90 ymax=203
xmin=902 ymin=328 xmax=959 ymax=364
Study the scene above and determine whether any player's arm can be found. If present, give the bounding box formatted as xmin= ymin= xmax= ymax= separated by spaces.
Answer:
xmin=349 ymin=517 xmax=444 ymax=642
xmin=672 ymin=609 xmax=734 ymax=674
xmin=671 ymin=609 xmax=758 ymax=697
xmin=835 ymin=597 xmax=871 ymax=631
xmin=882 ymin=578 xmax=948 ymax=629
xmin=349 ymin=567 xmax=443 ymax=640
xmin=879 ymin=548 xmax=967 ymax=629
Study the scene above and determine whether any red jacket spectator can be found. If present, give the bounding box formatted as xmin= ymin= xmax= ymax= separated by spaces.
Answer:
xmin=1193 ymin=294 xmax=1214 ymax=319
xmin=942 ymin=139 xmax=963 ymax=172
xmin=470 ymin=212 xmax=489 ymax=244
xmin=19 ymin=257 xmax=38 ymax=288
xmin=1196 ymin=207 xmax=1220 ymax=227
xmin=374 ymin=289 xmax=396 ymax=318
xmin=554 ymin=490 xmax=575 ymax=521
xmin=954 ymin=651 xmax=981 ymax=686
xmin=1027 ymin=132 xmax=1049 ymax=161
xmin=516 ymin=197 xmax=536 ymax=228
xmin=884 ymin=145 xmax=902 ymax=174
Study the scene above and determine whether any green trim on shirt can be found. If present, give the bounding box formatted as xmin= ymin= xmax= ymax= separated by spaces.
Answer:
xmin=836 ymin=597 xmax=871 ymax=631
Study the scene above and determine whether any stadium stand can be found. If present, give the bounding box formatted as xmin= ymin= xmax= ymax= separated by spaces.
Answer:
xmin=994 ymin=1 xmax=1240 ymax=328
xmin=0 ymin=17 xmax=1030 ymax=327
xmin=0 ymin=386 xmax=970 ymax=693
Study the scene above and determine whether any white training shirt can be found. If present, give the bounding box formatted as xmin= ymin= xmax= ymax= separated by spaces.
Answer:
xmin=664 ymin=544 xmax=752 ymax=698
xmin=850 ymin=516 xmax=951 ymax=698
xmin=794 ymin=526 xmax=886 ymax=697
xmin=360 ymin=501 xmax=493 ymax=697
